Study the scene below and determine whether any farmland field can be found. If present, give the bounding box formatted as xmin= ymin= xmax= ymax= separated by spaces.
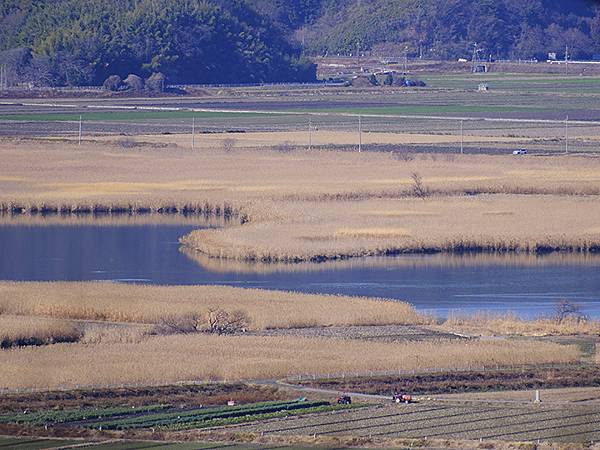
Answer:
xmin=224 ymin=399 xmax=600 ymax=443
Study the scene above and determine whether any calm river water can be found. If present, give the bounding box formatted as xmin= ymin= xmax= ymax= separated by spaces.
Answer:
xmin=1 ymin=224 xmax=599 ymax=318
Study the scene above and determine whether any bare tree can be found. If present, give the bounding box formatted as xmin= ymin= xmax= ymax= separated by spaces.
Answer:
xmin=221 ymin=137 xmax=236 ymax=152
xmin=554 ymin=299 xmax=586 ymax=324
xmin=151 ymin=312 xmax=202 ymax=335
xmin=205 ymin=308 xmax=251 ymax=335
xmin=411 ymin=172 xmax=428 ymax=198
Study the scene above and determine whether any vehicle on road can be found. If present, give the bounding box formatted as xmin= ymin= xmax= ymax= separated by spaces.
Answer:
xmin=392 ymin=393 xmax=413 ymax=404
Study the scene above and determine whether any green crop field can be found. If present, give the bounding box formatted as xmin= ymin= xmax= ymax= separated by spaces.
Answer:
xmin=420 ymin=74 xmax=600 ymax=94
xmin=296 ymin=104 xmax=547 ymax=115
xmin=0 ymin=404 xmax=169 ymax=426
xmin=0 ymin=110 xmax=272 ymax=122
xmin=0 ymin=400 xmax=355 ymax=433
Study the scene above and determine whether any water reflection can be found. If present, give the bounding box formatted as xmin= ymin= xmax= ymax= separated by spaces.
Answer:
xmin=0 ymin=223 xmax=598 ymax=319
xmin=182 ymin=248 xmax=600 ymax=274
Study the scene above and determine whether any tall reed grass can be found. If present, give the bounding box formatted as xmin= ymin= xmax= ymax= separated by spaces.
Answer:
xmin=182 ymin=195 xmax=600 ymax=263
xmin=444 ymin=312 xmax=600 ymax=336
xmin=0 ymin=315 xmax=81 ymax=348
xmin=0 ymin=334 xmax=578 ymax=390
xmin=0 ymin=282 xmax=426 ymax=329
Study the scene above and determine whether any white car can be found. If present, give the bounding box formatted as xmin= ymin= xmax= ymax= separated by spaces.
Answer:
xmin=512 ymin=149 xmax=528 ymax=155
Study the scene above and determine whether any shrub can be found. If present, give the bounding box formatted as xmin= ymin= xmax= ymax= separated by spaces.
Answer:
xmin=146 ymin=72 xmax=166 ymax=93
xmin=123 ymin=74 xmax=144 ymax=92
xmin=102 ymin=75 xmax=122 ymax=91
xmin=221 ymin=138 xmax=236 ymax=152
xmin=273 ymin=141 xmax=295 ymax=153
xmin=151 ymin=313 xmax=203 ymax=335
xmin=116 ymin=137 xmax=139 ymax=149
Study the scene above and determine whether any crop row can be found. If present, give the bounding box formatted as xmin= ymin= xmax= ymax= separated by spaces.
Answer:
xmin=161 ymin=403 xmax=362 ymax=431
xmin=90 ymin=400 xmax=330 ymax=430
xmin=0 ymin=404 xmax=169 ymax=426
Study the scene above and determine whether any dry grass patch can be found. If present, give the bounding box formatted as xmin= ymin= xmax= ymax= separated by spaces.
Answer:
xmin=0 ymin=315 xmax=81 ymax=348
xmin=0 ymin=282 xmax=425 ymax=330
xmin=365 ymin=210 xmax=440 ymax=218
xmin=443 ymin=312 xmax=600 ymax=336
xmin=1 ymin=140 xmax=599 ymax=205
xmin=334 ymin=227 xmax=411 ymax=239
xmin=69 ymin=130 xmax=535 ymax=148
xmin=80 ymin=324 xmax=147 ymax=344
xmin=0 ymin=335 xmax=578 ymax=390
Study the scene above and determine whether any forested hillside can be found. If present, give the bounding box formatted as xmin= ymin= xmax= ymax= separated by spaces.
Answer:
xmin=304 ymin=0 xmax=600 ymax=60
xmin=1 ymin=0 xmax=600 ymax=87
xmin=0 ymin=0 xmax=315 ymax=86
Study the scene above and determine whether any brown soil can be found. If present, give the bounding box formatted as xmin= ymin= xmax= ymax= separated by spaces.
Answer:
xmin=0 ymin=382 xmax=288 ymax=413
xmin=296 ymin=365 xmax=600 ymax=396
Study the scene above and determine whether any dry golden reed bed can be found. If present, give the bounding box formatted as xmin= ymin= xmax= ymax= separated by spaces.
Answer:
xmin=80 ymin=129 xmax=534 ymax=148
xmin=443 ymin=312 xmax=600 ymax=336
xmin=1 ymin=140 xmax=599 ymax=205
xmin=0 ymin=315 xmax=81 ymax=348
xmin=0 ymin=282 xmax=424 ymax=329
xmin=0 ymin=335 xmax=577 ymax=390
xmin=182 ymin=195 xmax=600 ymax=262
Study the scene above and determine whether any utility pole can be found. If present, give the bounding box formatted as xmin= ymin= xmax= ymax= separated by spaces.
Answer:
xmin=471 ymin=43 xmax=478 ymax=73
xmin=191 ymin=116 xmax=196 ymax=150
xmin=308 ymin=116 xmax=312 ymax=151
xmin=565 ymin=115 xmax=569 ymax=154
xmin=358 ymin=115 xmax=362 ymax=153
xmin=565 ymin=45 xmax=569 ymax=75
xmin=78 ymin=115 xmax=82 ymax=146
xmin=460 ymin=119 xmax=464 ymax=154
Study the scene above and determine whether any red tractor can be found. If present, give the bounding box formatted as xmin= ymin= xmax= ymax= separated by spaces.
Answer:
xmin=392 ymin=393 xmax=412 ymax=404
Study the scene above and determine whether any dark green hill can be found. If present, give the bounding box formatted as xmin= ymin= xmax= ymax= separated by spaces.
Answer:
xmin=1 ymin=0 xmax=599 ymax=86
xmin=304 ymin=0 xmax=600 ymax=60
xmin=0 ymin=0 xmax=315 ymax=86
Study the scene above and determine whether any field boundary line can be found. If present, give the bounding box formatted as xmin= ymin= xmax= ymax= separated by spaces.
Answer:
xmin=3 ymin=101 xmax=600 ymax=125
